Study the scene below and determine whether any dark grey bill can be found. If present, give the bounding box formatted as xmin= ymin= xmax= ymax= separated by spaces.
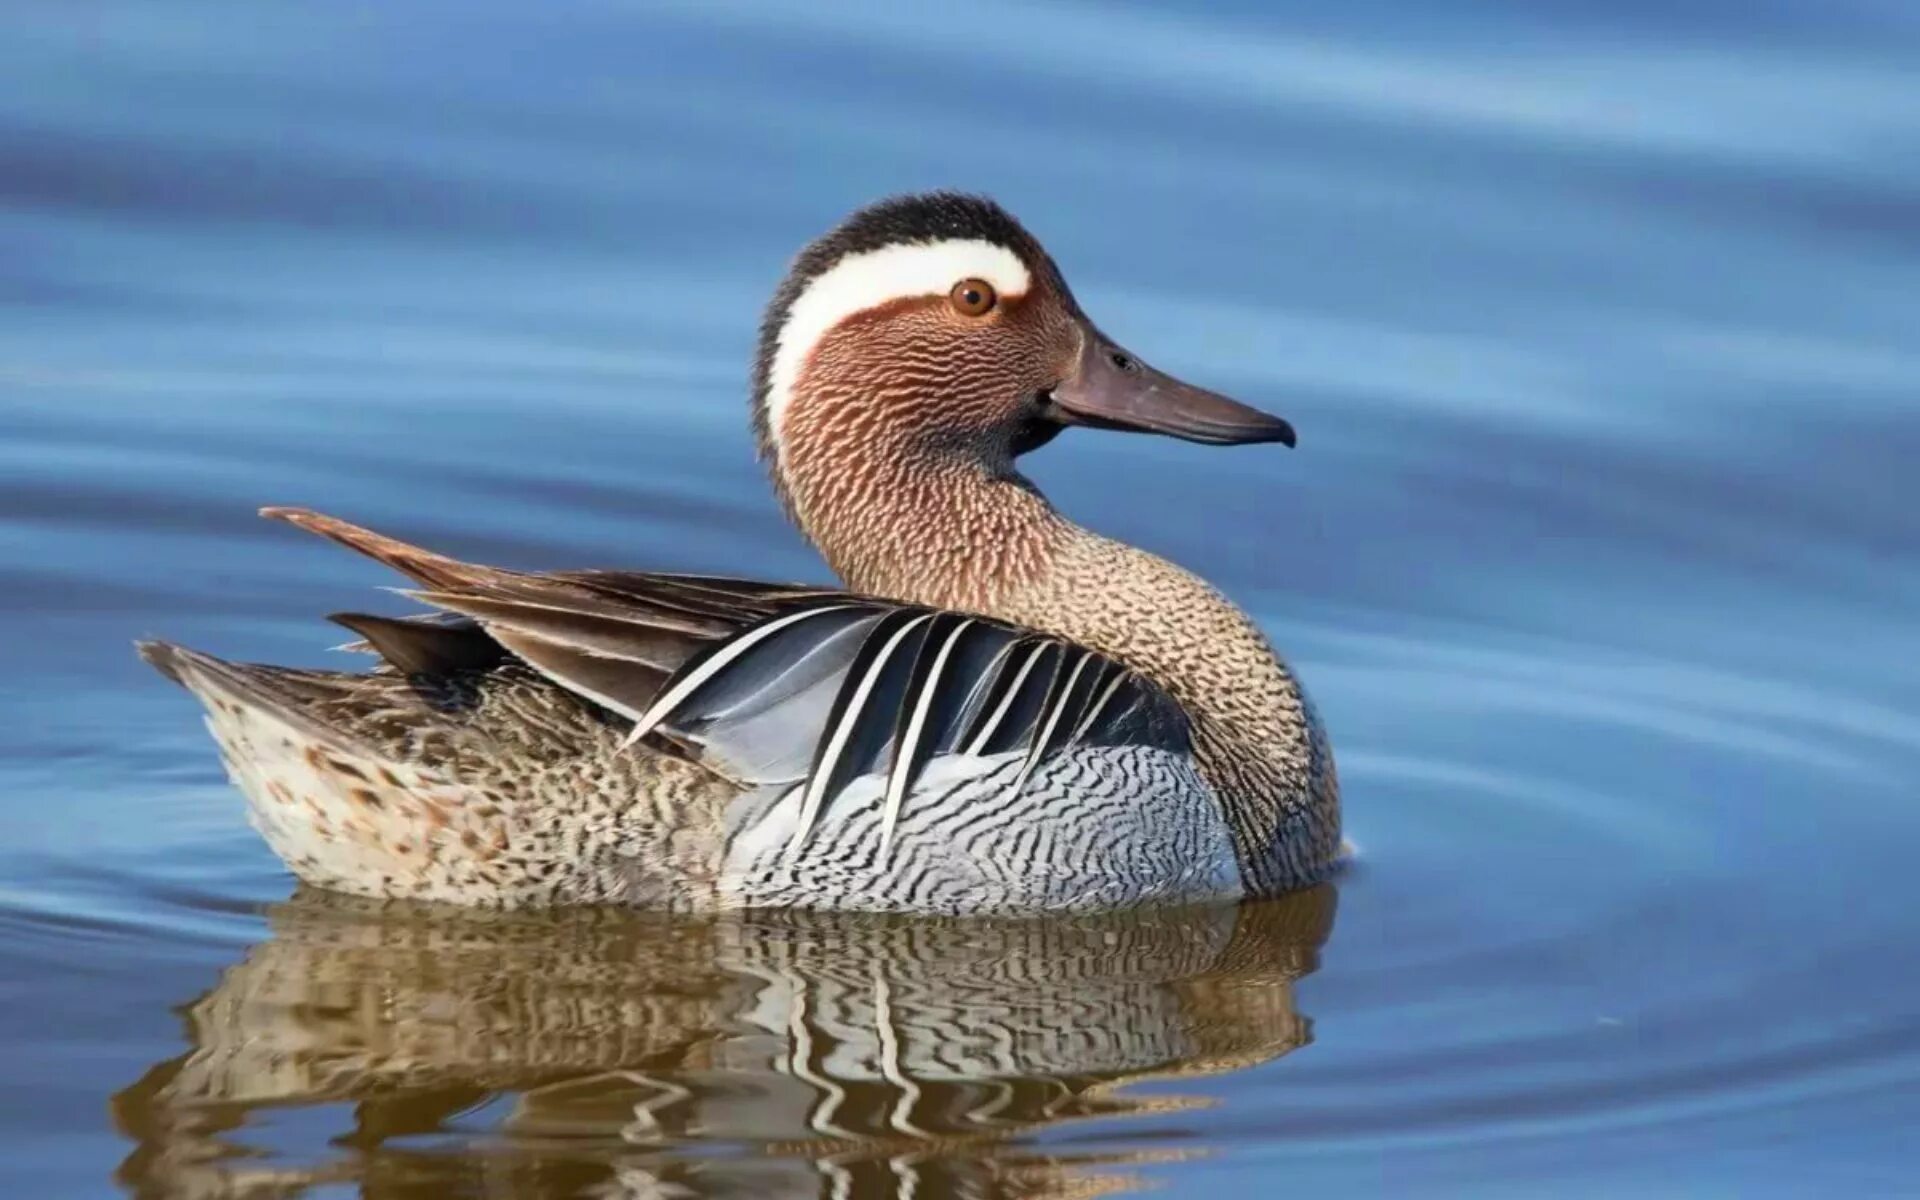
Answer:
xmin=1044 ymin=329 xmax=1296 ymax=447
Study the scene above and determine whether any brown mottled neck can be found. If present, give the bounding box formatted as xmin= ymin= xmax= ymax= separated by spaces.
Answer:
xmin=778 ymin=411 xmax=1064 ymax=613
xmin=780 ymin=422 xmax=1340 ymax=888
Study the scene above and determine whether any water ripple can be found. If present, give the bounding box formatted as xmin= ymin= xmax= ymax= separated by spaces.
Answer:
xmin=2 ymin=0 xmax=1915 ymax=1195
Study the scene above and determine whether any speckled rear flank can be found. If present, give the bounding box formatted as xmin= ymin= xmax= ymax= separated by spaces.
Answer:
xmin=156 ymin=644 xmax=736 ymax=909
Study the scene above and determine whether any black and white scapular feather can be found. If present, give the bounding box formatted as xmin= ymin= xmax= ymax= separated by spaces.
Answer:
xmin=288 ymin=509 xmax=1191 ymax=863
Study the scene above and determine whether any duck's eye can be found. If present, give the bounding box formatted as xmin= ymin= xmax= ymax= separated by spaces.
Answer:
xmin=949 ymin=278 xmax=997 ymax=318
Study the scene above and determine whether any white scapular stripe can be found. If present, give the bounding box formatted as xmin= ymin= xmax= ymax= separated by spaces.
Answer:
xmin=878 ymin=618 xmax=975 ymax=859
xmin=1009 ymin=648 xmax=1093 ymax=798
xmin=619 ymin=604 xmax=859 ymax=750
xmin=766 ymin=238 xmax=1032 ymax=460
xmin=951 ymin=636 xmax=1019 ymax=728
xmin=1070 ymin=664 xmax=1132 ymax=746
xmin=786 ymin=612 xmax=936 ymax=863
xmin=963 ymin=641 xmax=1051 ymax=756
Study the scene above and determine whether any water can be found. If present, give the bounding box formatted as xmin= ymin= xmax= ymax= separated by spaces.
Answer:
xmin=3 ymin=1 xmax=1917 ymax=1195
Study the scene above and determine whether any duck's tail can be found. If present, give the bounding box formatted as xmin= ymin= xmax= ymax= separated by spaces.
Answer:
xmin=133 ymin=636 xmax=509 ymax=901
xmin=136 ymin=638 xmax=192 ymax=687
xmin=134 ymin=639 xmax=368 ymax=754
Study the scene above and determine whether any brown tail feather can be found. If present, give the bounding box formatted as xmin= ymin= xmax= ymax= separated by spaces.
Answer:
xmin=133 ymin=639 xmax=367 ymax=752
xmin=326 ymin=612 xmax=506 ymax=675
xmin=259 ymin=507 xmax=494 ymax=590
xmin=136 ymin=638 xmax=190 ymax=685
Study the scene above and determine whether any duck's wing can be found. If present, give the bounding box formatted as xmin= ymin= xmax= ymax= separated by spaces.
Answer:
xmin=268 ymin=509 xmax=1190 ymax=811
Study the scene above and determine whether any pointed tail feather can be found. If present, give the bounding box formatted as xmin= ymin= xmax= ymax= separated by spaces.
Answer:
xmin=259 ymin=507 xmax=492 ymax=590
xmin=136 ymin=638 xmax=191 ymax=686
xmin=133 ymin=639 xmax=366 ymax=753
xmin=325 ymin=612 xmax=504 ymax=675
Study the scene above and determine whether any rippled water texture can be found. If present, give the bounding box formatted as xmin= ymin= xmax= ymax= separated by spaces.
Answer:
xmin=4 ymin=2 xmax=1918 ymax=1196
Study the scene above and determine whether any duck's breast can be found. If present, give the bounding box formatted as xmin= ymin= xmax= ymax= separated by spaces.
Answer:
xmin=716 ymin=746 xmax=1244 ymax=914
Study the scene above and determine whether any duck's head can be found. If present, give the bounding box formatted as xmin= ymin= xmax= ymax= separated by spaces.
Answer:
xmin=751 ymin=193 xmax=1294 ymax=529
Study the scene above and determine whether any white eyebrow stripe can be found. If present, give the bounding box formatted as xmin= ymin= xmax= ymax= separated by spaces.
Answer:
xmin=765 ymin=238 xmax=1032 ymax=462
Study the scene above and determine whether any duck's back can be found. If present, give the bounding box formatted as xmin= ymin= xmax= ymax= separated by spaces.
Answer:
xmin=142 ymin=510 xmax=1244 ymax=913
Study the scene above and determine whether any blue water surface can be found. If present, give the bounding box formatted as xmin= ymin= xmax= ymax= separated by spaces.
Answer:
xmin=2 ymin=2 xmax=1917 ymax=1196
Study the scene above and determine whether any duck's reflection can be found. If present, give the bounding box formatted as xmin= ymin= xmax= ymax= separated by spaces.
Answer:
xmin=114 ymin=886 xmax=1335 ymax=1199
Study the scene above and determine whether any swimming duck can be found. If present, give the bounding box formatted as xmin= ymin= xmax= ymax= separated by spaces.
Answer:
xmin=140 ymin=193 xmax=1339 ymax=913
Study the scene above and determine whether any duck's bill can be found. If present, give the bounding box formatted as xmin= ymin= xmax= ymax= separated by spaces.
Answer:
xmin=1044 ymin=333 xmax=1295 ymax=447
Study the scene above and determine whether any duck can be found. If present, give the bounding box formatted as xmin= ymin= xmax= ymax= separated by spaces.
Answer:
xmin=139 ymin=192 xmax=1340 ymax=914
